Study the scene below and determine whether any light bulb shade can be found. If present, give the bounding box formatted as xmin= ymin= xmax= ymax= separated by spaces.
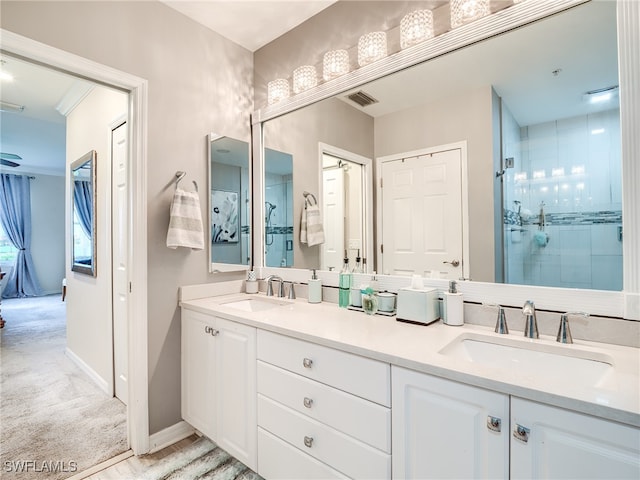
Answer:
xmin=400 ymin=10 xmax=434 ymax=49
xmin=358 ymin=31 xmax=387 ymax=67
xmin=267 ymin=78 xmax=290 ymax=105
xmin=292 ymin=65 xmax=318 ymax=93
xmin=323 ymin=49 xmax=350 ymax=81
xmin=450 ymin=0 xmax=491 ymax=29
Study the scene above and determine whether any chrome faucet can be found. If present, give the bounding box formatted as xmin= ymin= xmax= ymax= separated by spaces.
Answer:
xmin=522 ymin=300 xmax=539 ymax=339
xmin=557 ymin=311 xmax=588 ymax=344
xmin=266 ymin=275 xmax=284 ymax=297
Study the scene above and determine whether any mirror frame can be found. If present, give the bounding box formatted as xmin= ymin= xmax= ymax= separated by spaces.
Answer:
xmin=252 ymin=0 xmax=639 ymax=320
xmin=208 ymin=132 xmax=252 ymax=273
xmin=70 ymin=150 xmax=97 ymax=277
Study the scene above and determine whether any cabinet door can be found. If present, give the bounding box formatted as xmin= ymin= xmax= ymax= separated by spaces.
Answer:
xmin=392 ymin=366 xmax=509 ymax=480
xmin=181 ymin=309 xmax=217 ymax=441
xmin=216 ymin=317 xmax=257 ymax=471
xmin=511 ymin=397 xmax=640 ymax=479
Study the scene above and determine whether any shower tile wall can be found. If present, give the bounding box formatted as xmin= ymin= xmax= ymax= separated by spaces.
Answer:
xmin=504 ymin=108 xmax=622 ymax=291
xmin=265 ymin=173 xmax=293 ymax=267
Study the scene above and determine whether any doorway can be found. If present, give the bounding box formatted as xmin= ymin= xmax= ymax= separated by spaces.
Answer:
xmin=1 ymin=29 xmax=149 ymax=455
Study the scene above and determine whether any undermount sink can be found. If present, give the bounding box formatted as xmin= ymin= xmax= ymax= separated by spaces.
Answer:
xmin=220 ymin=297 xmax=288 ymax=312
xmin=439 ymin=332 xmax=614 ymax=386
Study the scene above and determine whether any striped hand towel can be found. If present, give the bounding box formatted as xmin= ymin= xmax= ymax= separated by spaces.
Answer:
xmin=166 ymin=188 xmax=204 ymax=250
xmin=300 ymin=196 xmax=325 ymax=247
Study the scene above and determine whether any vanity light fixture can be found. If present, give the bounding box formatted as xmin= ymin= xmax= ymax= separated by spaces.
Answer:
xmin=292 ymin=65 xmax=318 ymax=94
xmin=323 ymin=49 xmax=350 ymax=81
xmin=450 ymin=0 xmax=491 ymax=29
xmin=400 ymin=10 xmax=434 ymax=49
xmin=584 ymin=85 xmax=618 ymax=104
xmin=358 ymin=31 xmax=387 ymax=67
xmin=267 ymin=78 xmax=290 ymax=105
xmin=0 ymin=101 xmax=24 ymax=113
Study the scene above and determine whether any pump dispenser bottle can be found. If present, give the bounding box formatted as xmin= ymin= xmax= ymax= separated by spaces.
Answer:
xmin=442 ymin=280 xmax=464 ymax=326
xmin=308 ymin=269 xmax=322 ymax=304
xmin=338 ymin=252 xmax=351 ymax=308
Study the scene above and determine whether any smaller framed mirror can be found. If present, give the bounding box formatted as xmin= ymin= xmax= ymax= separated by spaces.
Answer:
xmin=208 ymin=134 xmax=251 ymax=272
xmin=70 ymin=150 xmax=97 ymax=276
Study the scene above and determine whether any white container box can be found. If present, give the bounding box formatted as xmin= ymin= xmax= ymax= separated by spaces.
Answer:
xmin=396 ymin=287 xmax=440 ymax=325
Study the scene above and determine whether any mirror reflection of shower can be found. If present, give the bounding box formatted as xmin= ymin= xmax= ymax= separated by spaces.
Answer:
xmin=265 ymin=201 xmax=276 ymax=246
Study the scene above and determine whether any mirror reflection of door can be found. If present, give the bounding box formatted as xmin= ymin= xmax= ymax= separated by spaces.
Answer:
xmin=321 ymin=153 xmax=365 ymax=272
xmin=380 ymin=146 xmax=463 ymax=279
xmin=264 ymin=148 xmax=293 ymax=268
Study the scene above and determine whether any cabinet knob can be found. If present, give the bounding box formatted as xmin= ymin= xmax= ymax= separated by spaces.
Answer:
xmin=513 ymin=424 xmax=530 ymax=443
xmin=303 ymin=436 xmax=314 ymax=448
xmin=487 ymin=416 xmax=502 ymax=432
xmin=303 ymin=358 xmax=313 ymax=369
xmin=303 ymin=397 xmax=313 ymax=408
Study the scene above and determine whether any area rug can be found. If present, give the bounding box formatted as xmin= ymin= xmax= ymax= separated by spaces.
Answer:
xmin=138 ymin=436 xmax=261 ymax=480
xmin=0 ymin=295 xmax=128 ymax=480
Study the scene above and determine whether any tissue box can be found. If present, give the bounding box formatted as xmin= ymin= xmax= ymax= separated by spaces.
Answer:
xmin=396 ymin=287 xmax=440 ymax=325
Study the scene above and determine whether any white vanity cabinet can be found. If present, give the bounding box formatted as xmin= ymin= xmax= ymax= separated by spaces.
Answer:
xmin=181 ymin=308 xmax=257 ymax=470
xmin=392 ymin=365 xmax=510 ymax=479
xmin=510 ymin=397 xmax=640 ymax=479
xmin=393 ymin=366 xmax=640 ymax=480
xmin=256 ymin=330 xmax=392 ymax=479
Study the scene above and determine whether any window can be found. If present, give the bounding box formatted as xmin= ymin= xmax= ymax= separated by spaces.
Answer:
xmin=0 ymin=224 xmax=17 ymax=266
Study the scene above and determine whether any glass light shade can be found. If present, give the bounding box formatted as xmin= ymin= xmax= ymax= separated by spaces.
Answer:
xmin=450 ymin=0 xmax=491 ymax=29
xmin=292 ymin=65 xmax=318 ymax=93
xmin=267 ymin=78 xmax=290 ymax=105
xmin=358 ymin=31 xmax=387 ymax=67
xmin=400 ymin=10 xmax=434 ymax=49
xmin=323 ymin=49 xmax=350 ymax=81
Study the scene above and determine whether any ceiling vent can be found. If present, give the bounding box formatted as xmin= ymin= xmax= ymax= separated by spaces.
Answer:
xmin=347 ymin=90 xmax=379 ymax=107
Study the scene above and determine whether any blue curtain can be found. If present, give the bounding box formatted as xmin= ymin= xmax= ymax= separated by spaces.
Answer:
xmin=0 ymin=174 xmax=43 ymax=298
xmin=73 ymin=180 xmax=92 ymax=238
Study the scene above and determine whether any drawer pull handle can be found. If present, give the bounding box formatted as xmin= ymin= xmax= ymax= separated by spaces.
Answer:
xmin=513 ymin=424 xmax=530 ymax=443
xmin=302 ymin=358 xmax=313 ymax=369
xmin=303 ymin=397 xmax=313 ymax=408
xmin=304 ymin=436 xmax=314 ymax=448
xmin=487 ymin=416 xmax=501 ymax=432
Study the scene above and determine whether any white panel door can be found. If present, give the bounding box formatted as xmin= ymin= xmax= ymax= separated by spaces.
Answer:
xmin=392 ymin=366 xmax=509 ymax=480
xmin=321 ymin=167 xmax=345 ymax=271
xmin=216 ymin=317 xmax=257 ymax=471
xmin=381 ymin=149 xmax=462 ymax=278
xmin=111 ymin=121 xmax=128 ymax=404
xmin=510 ymin=397 xmax=640 ymax=479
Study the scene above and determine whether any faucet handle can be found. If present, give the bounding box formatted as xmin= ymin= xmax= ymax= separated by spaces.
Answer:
xmin=557 ymin=311 xmax=588 ymax=344
xmin=287 ymin=282 xmax=296 ymax=300
xmin=484 ymin=303 xmax=509 ymax=335
xmin=278 ymin=280 xmax=285 ymax=298
xmin=266 ymin=279 xmax=274 ymax=297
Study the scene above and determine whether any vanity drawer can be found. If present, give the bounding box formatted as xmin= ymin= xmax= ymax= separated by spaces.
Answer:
xmin=258 ymin=428 xmax=347 ymax=480
xmin=257 ymin=330 xmax=390 ymax=406
xmin=258 ymin=394 xmax=391 ymax=480
xmin=257 ymin=360 xmax=390 ymax=453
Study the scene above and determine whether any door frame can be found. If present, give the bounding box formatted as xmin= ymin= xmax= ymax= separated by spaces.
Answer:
xmin=376 ymin=141 xmax=470 ymax=280
xmin=318 ymin=143 xmax=374 ymax=271
xmin=1 ymin=29 xmax=150 ymax=454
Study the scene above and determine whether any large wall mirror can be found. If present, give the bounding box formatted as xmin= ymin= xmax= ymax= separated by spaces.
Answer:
xmin=208 ymin=133 xmax=251 ymax=272
xmin=70 ymin=150 xmax=97 ymax=276
xmin=261 ymin=1 xmax=623 ymax=292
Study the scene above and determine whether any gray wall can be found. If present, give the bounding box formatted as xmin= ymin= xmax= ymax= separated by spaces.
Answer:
xmin=1 ymin=0 xmax=253 ymax=434
xmin=30 ymin=173 xmax=65 ymax=295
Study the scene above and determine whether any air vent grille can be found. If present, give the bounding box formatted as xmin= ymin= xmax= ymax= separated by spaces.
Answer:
xmin=347 ymin=90 xmax=379 ymax=107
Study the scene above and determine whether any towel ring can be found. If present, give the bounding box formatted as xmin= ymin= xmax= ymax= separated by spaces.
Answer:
xmin=174 ymin=171 xmax=198 ymax=192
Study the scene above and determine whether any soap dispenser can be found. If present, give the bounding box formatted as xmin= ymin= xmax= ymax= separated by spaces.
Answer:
xmin=308 ymin=269 xmax=322 ymax=304
xmin=442 ymin=280 xmax=464 ymax=326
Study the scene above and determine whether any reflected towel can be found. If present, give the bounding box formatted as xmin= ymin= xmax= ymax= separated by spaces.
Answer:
xmin=167 ymin=188 xmax=204 ymax=250
xmin=300 ymin=196 xmax=325 ymax=247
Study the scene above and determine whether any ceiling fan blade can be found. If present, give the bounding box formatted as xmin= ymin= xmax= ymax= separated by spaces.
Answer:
xmin=0 ymin=152 xmax=22 ymax=160
xmin=0 ymin=159 xmax=21 ymax=168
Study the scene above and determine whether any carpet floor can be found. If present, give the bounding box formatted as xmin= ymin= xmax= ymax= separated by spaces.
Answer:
xmin=0 ymin=295 xmax=128 ymax=480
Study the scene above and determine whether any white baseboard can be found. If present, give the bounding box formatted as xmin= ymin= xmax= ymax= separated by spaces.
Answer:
xmin=65 ymin=347 xmax=109 ymax=395
xmin=148 ymin=421 xmax=196 ymax=454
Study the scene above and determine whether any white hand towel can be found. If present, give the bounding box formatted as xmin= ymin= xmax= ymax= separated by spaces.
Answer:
xmin=301 ymin=196 xmax=325 ymax=247
xmin=167 ymin=188 xmax=204 ymax=250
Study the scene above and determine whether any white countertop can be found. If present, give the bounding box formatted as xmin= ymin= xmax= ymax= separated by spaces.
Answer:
xmin=181 ymin=292 xmax=640 ymax=428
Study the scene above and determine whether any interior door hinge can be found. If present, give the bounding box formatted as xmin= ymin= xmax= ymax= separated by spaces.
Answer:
xmin=381 ymin=244 xmax=384 ymax=254
xmin=129 ymin=282 xmax=132 ymax=293
xmin=380 ymin=177 xmax=383 ymax=188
